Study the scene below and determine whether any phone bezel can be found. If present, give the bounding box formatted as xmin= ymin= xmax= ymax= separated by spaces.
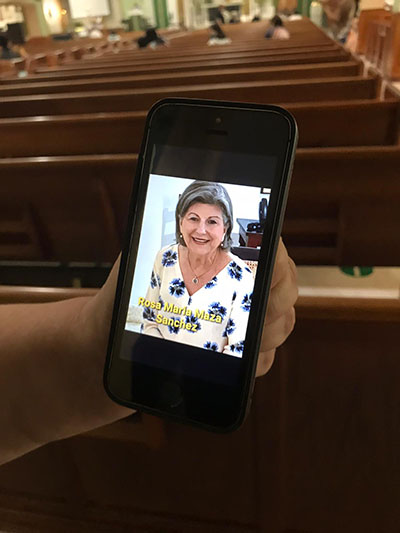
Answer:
xmin=104 ymin=98 xmax=297 ymax=432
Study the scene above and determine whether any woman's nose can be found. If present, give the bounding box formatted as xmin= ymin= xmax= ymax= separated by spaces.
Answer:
xmin=197 ymin=221 xmax=207 ymax=233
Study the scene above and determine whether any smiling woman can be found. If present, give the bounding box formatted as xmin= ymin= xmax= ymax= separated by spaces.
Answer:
xmin=140 ymin=181 xmax=255 ymax=356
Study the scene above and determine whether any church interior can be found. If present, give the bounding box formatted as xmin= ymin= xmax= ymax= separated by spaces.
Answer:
xmin=0 ymin=0 xmax=399 ymax=531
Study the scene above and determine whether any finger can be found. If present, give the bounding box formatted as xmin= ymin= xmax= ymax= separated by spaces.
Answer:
xmin=256 ymin=348 xmax=276 ymax=377
xmin=287 ymin=255 xmax=298 ymax=284
xmin=89 ymin=254 xmax=121 ymax=339
xmin=266 ymin=267 xmax=298 ymax=324
xmin=261 ymin=306 xmax=296 ymax=352
xmin=104 ymin=254 xmax=121 ymax=290
xmin=270 ymin=238 xmax=289 ymax=289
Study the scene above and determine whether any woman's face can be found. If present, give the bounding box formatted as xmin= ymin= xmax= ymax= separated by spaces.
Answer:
xmin=180 ymin=202 xmax=226 ymax=257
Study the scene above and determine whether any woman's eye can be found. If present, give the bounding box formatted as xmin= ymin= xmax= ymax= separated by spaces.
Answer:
xmin=208 ymin=219 xmax=217 ymax=225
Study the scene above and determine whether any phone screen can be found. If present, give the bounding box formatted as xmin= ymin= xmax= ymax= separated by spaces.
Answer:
xmin=117 ymin=144 xmax=276 ymax=386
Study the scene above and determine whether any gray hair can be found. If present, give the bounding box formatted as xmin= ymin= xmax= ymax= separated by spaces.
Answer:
xmin=175 ymin=181 xmax=233 ymax=250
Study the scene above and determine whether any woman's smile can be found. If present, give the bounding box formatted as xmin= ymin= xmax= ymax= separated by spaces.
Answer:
xmin=192 ymin=236 xmax=209 ymax=244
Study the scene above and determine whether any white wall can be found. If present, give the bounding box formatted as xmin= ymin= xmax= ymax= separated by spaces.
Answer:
xmin=129 ymin=174 xmax=192 ymax=307
xmin=167 ymin=0 xmax=179 ymax=25
xmin=141 ymin=0 xmax=156 ymax=26
xmin=183 ymin=0 xmax=193 ymax=27
xmin=104 ymin=0 xmax=123 ymax=27
xmin=0 ymin=4 xmax=24 ymax=24
xmin=69 ymin=0 xmax=110 ymax=18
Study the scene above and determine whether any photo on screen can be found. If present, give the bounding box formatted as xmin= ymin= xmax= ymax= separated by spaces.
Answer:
xmin=125 ymin=175 xmax=270 ymax=358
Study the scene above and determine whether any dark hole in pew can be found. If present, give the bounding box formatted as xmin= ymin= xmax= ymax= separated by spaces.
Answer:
xmin=206 ymin=129 xmax=228 ymax=136
xmin=0 ymin=261 xmax=112 ymax=288
xmin=282 ymin=232 xmax=337 ymax=247
xmin=0 ymin=233 xmax=31 ymax=245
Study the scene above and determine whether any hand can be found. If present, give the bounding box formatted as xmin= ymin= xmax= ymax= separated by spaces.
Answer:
xmin=89 ymin=239 xmax=297 ymax=426
xmin=256 ymin=238 xmax=298 ymax=377
xmin=95 ymin=240 xmax=297 ymax=381
xmin=81 ymin=256 xmax=133 ymax=429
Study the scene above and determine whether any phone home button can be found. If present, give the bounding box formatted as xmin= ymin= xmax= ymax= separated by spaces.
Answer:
xmin=159 ymin=380 xmax=183 ymax=409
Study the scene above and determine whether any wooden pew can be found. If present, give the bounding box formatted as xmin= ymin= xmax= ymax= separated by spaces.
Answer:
xmin=0 ymin=154 xmax=136 ymax=262
xmin=165 ymin=17 xmax=329 ymax=44
xmin=83 ymin=40 xmax=339 ymax=63
xmin=21 ymin=30 xmax=170 ymax=56
xmin=112 ymin=37 xmax=335 ymax=52
xmin=357 ymin=8 xmax=389 ymax=55
xmin=285 ymin=146 xmax=400 ymax=265
xmin=0 ymin=285 xmax=97 ymax=303
xmin=0 ymin=62 xmax=362 ymax=97
xmin=1 ymin=147 xmax=399 ymax=265
xmin=388 ymin=13 xmax=400 ymax=79
xmin=17 ymin=21 xmax=329 ymax=70
xmin=0 ymin=99 xmax=398 ymax=158
xmin=0 ymin=287 xmax=398 ymax=532
xmin=0 ymin=60 xmax=17 ymax=79
xmin=0 ymin=19 xmax=337 ymax=67
xmin=6 ymin=21 xmax=329 ymax=79
xmin=0 ymin=262 xmax=111 ymax=288
xmin=34 ymin=47 xmax=350 ymax=74
xmin=0 ymin=77 xmax=379 ymax=118
xmin=3 ymin=50 xmax=351 ymax=84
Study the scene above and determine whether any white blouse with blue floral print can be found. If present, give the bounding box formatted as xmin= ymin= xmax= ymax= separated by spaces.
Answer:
xmin=140 ymin=243 xmax=254 ymax=357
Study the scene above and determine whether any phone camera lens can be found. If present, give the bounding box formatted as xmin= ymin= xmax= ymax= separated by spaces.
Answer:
xmin=215 ymin=117 xmax=222 ymax=125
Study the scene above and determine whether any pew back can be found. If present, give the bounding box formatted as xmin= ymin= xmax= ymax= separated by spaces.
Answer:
xmin=0 ymin=99 xmax=398 ymax=158
xmin=1 ymin=148 xmax=399 ymax=265
xmin=0 ymin=62 xmax=362 ymax=97
xmin=5 ymin=50 xmax=350 ymax=83
xmin=0 ymin=77 xmax=379 ymax=118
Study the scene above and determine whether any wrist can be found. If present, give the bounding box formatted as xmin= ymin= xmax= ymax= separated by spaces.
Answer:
xmin=31 ymin=293 xmax=130 ymax=447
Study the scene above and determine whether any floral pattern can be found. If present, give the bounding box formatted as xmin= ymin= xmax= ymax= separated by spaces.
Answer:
xmin=223 ymin=318 xmax=236 ymax=337
xmin=162 ymin=249 xmax=178 ymax=267
xmin=141 ymin=244 xmax=254 ymax=358
xmin=168 ymin=318 xmax=181 ymax=335
xmin=228 ymin=261 xmax=243 ymax=281
xmin=185 ymin=314 xmax=201 ymax=333
xmin=208 ymin=302 xmax=227 ymax=319
xmin=230 ymin=341 xmax=244 ymax=354
xmin=150 ymin=270 xmax=158 ymax=289
xmin=169 ymin=278 xmax=185 ymax=297
xmin=142 ymin=307 xmax=156 ymax=322
xmin=241 ymin=293 xmax=252 ymax=312
xmin=204 ymin=341 xmax=219 ymax=351
xmin=205 ymin=276 xmax=218 ymax=289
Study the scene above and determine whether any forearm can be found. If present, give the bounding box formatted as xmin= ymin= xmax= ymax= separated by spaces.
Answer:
xmin=0 ymin=295 xmax=130 ymax=466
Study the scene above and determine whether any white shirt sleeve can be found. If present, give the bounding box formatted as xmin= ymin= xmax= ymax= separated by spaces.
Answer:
xmin=222 ymin=270 xmax=254 ymax=356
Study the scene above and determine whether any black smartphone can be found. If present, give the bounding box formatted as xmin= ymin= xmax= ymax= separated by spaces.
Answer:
xmin=104 ymin=98 xmax=297 ymax=432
